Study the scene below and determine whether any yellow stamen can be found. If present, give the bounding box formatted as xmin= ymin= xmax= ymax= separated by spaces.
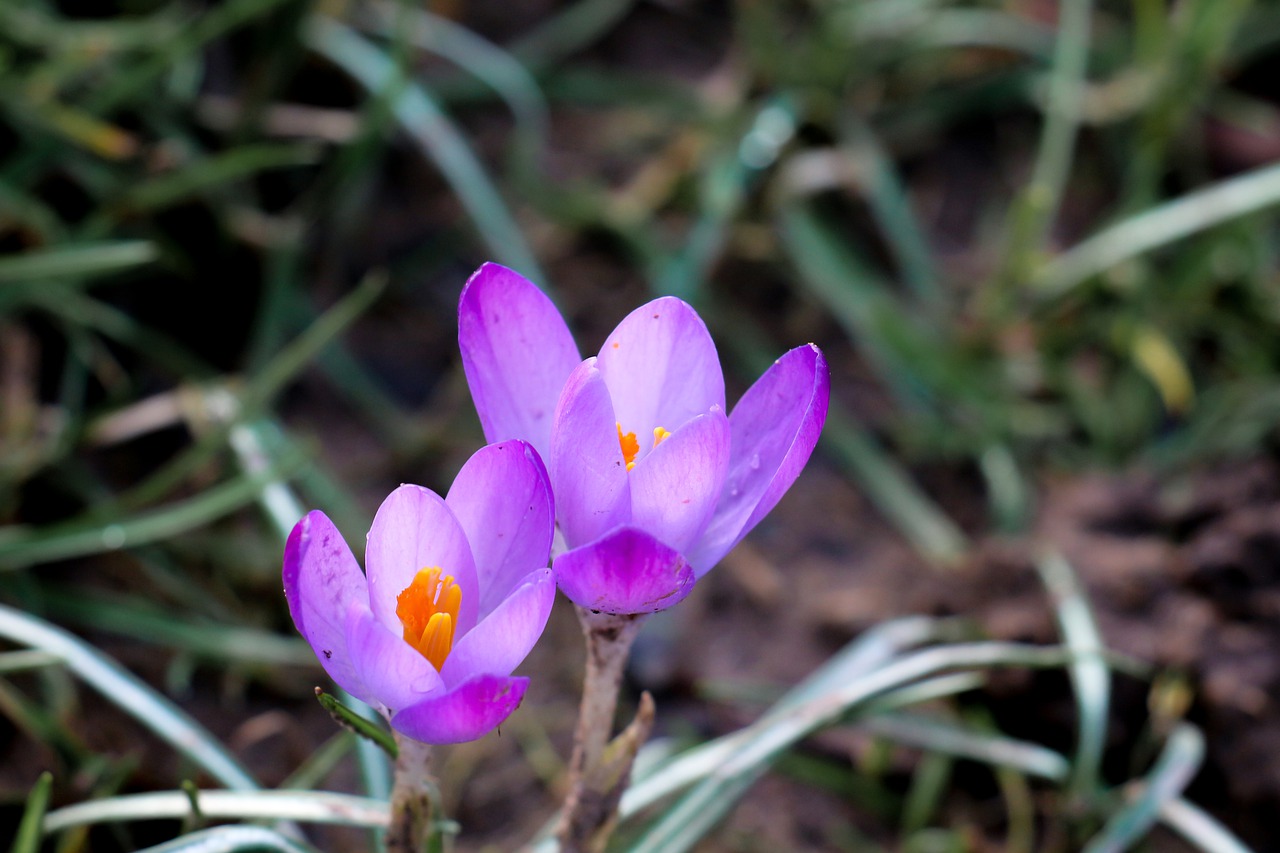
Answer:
xmin=395 ymin=567 xmax=461 ymax=670
xmin=618 ymin=423 xmax=672 ymax=471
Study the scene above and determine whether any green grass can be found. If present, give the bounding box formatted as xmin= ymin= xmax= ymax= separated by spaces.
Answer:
xmin=1 ymin=0 xmax=1276 ymax=850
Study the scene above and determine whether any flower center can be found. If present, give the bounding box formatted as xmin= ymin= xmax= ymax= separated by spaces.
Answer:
xmin=617 ymin=423 xmax=671 ymax=471
xmin=395 ymin=567 xmax=461 ymax=670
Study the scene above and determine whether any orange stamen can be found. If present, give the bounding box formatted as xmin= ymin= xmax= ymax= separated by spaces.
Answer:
xmin=395 ymin=567 xmax=462 ymax=670
xmin=617 ymin=423 xmax=640 ymax=470
xmin=618 ymin=423 xmax=673 ymax=471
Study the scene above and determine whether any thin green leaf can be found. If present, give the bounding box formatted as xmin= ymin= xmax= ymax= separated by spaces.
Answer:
xmin=43 ymin=789 xmax=388 ymax=835
xmin=0 ymin=604 xmax=257 ymax=791
xmin=0 ymin=459 xmax=302 ymax=570
xmin=1158 ymin=797 xmax=1256 ymax=853
xmin=1036 ymin=551 xmax=1109 ymax=796
xmin=0 ymin=241 xmax=157 ymax=285
xmin=10 ymin=771 xmax=53 ymax=853
xmin=627 ymin=641 xmax=1083 ymax=853
xmin=123 ymin=144 xmax=321 ymax=211
xmin=859 ymin=713 xmax=1070 ymax=783
xmin=315 ymin=688 xmax=398 ymax=758
xmin=304 ymin=16 xmax=545 ymax=282
xmin=1083 ymin=724 xmax=1206 ymax=853
xmin=1034 ymin=159 xmax=1280 ymax=298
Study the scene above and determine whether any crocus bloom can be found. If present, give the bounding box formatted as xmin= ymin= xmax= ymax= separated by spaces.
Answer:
xmin=459 ymin=263 xmax=829 ymax=616
xmin=283 ymin=440 xmax=556 ymax=744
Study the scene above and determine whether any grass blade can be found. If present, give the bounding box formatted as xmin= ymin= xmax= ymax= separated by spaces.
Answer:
xmin=0 ymin=241 xmax=157 ymax=285
xmin=627 ymin=641 xmax=1081 ymax=853
xmin=1083 ymin=724 xmax=1206 ymax=853
xmin=0 ymin=604 xmax=257 ymax=791
xmin=1034 ymin=159 xmax=1280 ymax=298
xmin=43 ymin=789 xmax=388 ymax=834
xmin=1036 ymin=551 xmax=1109 ymax=797
xmin=10 ymin=771 xmax=53 ymax=853
xmin=304 ymin=16 xmax=544 ymax=281
xmin=1159 ymin=797 xmax=1256 ymax=853
xmin=0 ymin=462 xmax=301 ymax=570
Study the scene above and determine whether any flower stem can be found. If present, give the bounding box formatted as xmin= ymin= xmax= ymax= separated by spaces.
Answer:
xmin=557 ymin=607 xmax=654 ymax=853
xmin=386 ymin=734 xmax=433 ymax=853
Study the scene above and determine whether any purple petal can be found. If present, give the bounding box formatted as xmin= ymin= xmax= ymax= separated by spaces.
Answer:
xmin=391 ymin=674 xmax=529 ymax=744
xmin=440 ymin=568 xmax=554 ymax=687
xmin=553 ymin=526 xmax=695 ymax=615
xmin=595 ymin=297 xmax=725 ymax=462
xmin=628 ymin=409 xmax=731 ymax=553
xmin=446 ymin=440 xmax=554 ymax=617
xmin=458 ymin=263 xmax=581 ymax=461
xmin=366 ymin=485 xmax=480 ymax=637
xmin=549 ymin=359 xmax=632 ymax=549
xmin=344 ymin=603 xmax=444 ymax=715
xmin=282 ymin=511 xmax=370 ymax=699
xmin=687 ymin=344 xmax=829 ymax=576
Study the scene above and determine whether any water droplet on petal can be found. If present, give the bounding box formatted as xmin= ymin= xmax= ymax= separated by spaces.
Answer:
xmin=749 ymin=453 xmax=761 ymax=470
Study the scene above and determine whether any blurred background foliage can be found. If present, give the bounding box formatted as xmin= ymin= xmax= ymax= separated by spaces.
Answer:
xmin=2 ymin=0 xmax=1280 ymax=850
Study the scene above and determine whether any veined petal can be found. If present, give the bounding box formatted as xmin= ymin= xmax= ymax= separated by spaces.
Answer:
xmin=440 ymin=568 xmax=554 ymax=687
xmin=687 ymin=344 xmax=829 ymax=576
xmin=344 ymin=603 xmax=444 ymax=715
xmin=550 ymin=359 xmax=632 ymax=549
xmin=446 ymin=440 xmax=554 ymax=617
xmin=366 ymin=485 xmax=480 ymax=637
xmin=595 ymin=297 xmax=725 ymax=458
xmin=458 ymin=263 xmax=581 ymax=461
xmin=283 ymin=511 xmax=370 ymax=700
xmin=553 ymin=526 xmax=695 ymax=615
xmin=628 ymin=409 xmax=731 ymax=553
xmin=391 ymin=673 xmax=529 ymax=744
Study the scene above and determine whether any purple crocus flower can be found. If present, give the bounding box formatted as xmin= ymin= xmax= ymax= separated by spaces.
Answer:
xmin=458 ymin=263 xmax=829 ymax=616
xmin=282 ymin=440 xmax=556 ymax=744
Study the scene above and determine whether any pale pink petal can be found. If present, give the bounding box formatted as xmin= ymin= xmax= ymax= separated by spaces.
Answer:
xmin=595 ymin=297 xmax=725 ymax=463
xmin=440 ymin=569 xmax=554 ymax=687
xmin=458 ymin=263 xmax=581 ymax=461
xmin=365 ymin=485 xmax=480 ymax=636
xmin=687 ymin=345 xmax=829 ymax=575
xmin=627 ymin=409 xmax=731 ymax=553
xmin=549 ymin=359 xmax=632 ymax=549
xmin=391 ymin=674 xmax=529 ymax=744
xmin=282 ymin=511 xmax=370 ymax=700
xmin=553 ymin=527 xmax=695 ymax=615
xmin=446 ymin=440 xmax=554 ymax=616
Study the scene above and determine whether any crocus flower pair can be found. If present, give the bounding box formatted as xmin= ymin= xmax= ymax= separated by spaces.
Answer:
xmin=284 ymin=263 xmax=829 ymax=744
xmin=459 ymin=263 xmax=829 ymax=616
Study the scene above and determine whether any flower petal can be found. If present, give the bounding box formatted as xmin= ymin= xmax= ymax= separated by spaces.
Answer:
xmin=440 ymin=568 xmax=554 ymax=687
xmin=391 ymin=673 xmax=529 ymax=744
xmin=282 ymin=511 xmax=370 ymax=699
xmin=458 ymin=263 xmax=581 ymax=461
xmin=366 ymin=485 xmax=480 ymax=637
xmin=446 ymin=440 xmax=554 ymax=617
xmin=595 ymin=297 xmax=725 ymax=462
xmin=553 ymin=526 xmax=695 ymax=615
xmin=687 ymin=344 xmax=829 ymax=576
xmin=549 ymin=359 xmax=632 ymax=549
xmin=628 ymin=408 xmax=731 ymax=553
xmin=344 ymin=603 xmax=444 ymax=715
